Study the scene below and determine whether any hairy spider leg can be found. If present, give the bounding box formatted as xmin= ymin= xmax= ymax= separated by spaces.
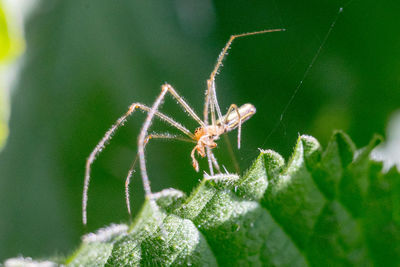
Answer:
xmin=138 ymin=83 xmax=213 ymax=231
xmin=206 ymin=147 xmax=221 ymax=175
xmin=137 ymin=85 xmax=170 ymax=232
xmin=83 ymin=102 xmax=193 ymax=225
xmin=125 ymin=133 xmax=194 ymax=216
xmin=159 ymin=83 xmax=225 ymax=176
xmin=164 ymin=83 xmax=205 ymax=128
xmin=224 ymin=104 xmax=242 ymax=149
xmin=203 ymin=28 xmax=285 ymax=137
xmin=84 ymin=30 xmax=286 ymax=226
xmin=202 ymin=79 xmax=223 ymax=128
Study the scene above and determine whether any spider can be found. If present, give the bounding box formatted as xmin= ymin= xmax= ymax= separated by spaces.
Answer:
xmin=82 ymin=28 xmax=285 ymax=225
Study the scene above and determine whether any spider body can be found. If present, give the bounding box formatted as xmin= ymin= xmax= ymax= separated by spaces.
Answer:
xmin=82 ymin=29 xmax=284 ymax=225
xmin=191 ymin=103 xmax=256 ymax=171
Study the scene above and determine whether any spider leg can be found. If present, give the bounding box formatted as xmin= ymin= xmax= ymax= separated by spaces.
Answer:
xmin=137 ymin=84 xmax=171 ymax=232
xmin=161 ymin=83 xmax=227 ymax=175
xmin=206 ymin=147 xmax=214 ymax=176
xmin=203 ymin=28 xmax=285 ymax=125
xmin=83 ymin=102 xmax=193 ymax=225
xmin=162 ymin=83 xmax=206 ymax=128
xmin=223 ymin=134 xmax=240 ymax=174
xmin=191 ymin=145 xmax=200 ymax=172
xmin=203 ymin=78 xmax=223 ymax=126
xmin=208 ymin=147 xmax=221 ymax=173
xmin=136 ymin=83 xmax=205 ymax=208
xmin=204 ymin=147 xmax=221 ymax=175
xmin=125 ymin=133 xmax=194 ymax=217
xmin=224 ymin=104 xmax=242 ymax=149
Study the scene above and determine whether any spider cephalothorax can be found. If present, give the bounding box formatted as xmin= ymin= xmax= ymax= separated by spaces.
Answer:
xmin=190 ymin=103 xmax=256 ymax=171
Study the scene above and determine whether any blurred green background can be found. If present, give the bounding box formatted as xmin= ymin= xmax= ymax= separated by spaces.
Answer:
xmin=1 ymin=0 xmax=399 ymax=261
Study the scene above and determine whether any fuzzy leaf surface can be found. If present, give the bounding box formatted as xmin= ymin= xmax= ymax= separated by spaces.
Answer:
xmin=57 ymin=133 xmax=400 ymax=266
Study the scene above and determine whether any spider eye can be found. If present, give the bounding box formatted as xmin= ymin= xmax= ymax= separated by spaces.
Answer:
xmin=194 ymin=127 xmax=205 ymax=140
xmin=194 ymin=127 xmax=203 ymax=134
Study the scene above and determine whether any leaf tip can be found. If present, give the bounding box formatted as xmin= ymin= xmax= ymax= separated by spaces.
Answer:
xmin=259 ymin=148 xmax=285 ymax=178
xmin=299 ymin=134 xmax=321 ymax=157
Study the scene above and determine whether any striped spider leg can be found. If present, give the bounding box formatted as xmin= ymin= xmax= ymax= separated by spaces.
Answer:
xmin=83 ymin=28 xmax=285 ymax=225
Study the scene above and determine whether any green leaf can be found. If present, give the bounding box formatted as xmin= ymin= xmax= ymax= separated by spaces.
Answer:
xmin=6 ymin=133 xmax=400 ymax=266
